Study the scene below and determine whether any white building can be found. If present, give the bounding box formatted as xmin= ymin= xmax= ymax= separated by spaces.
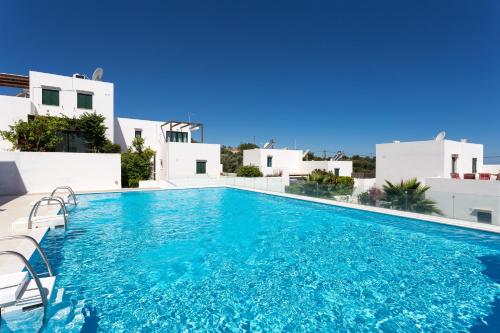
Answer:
xmin=376 ymin=138 xmax=486 ymax=187
xmin=0 ymin=71 xmax=114 ymax=151
xmin=243 ymin=148 xmax=353 ymax=177
xmin=376 ymin=136 xmax=500 ymax=225
xmin=114 ymin=118 xmax=222 ymax=179
xmin=0 ymin=70 xmax=221 ymax=182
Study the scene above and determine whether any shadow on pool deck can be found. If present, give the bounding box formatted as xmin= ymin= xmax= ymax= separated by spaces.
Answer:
xmin=471 ymin=255 xmax=500 ymax=333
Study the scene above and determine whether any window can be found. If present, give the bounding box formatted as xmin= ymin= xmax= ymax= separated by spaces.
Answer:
xmin=56 ymin=131 xmax=87 ymax=152
xmin=135 ymin=129 xmax=142 ymax=138
xmin=334 ymin=168 xmax=340 ymax=176
xmin=451 ymin=155 xmax=458 ymax=173
xmin=477 ymin=211 xmax=492 ymax=224
xmin=196 ymin=160 xmax=207 ymax=174
xmin=267 ymin=156 xmax=273 ymax=167
xmin=472 ymin=158 xmax=477 ymax=173
xmin=166 ymin=131 xmax=188 ymax=143
xmin=42 ymin=88 xmax=59 ymax=106
xmin=77 ymin=93 xmax=93 ymax=109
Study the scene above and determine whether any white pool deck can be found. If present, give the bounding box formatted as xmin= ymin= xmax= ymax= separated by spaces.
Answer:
xmin=1 ymin=185 xmax=499 ymax=275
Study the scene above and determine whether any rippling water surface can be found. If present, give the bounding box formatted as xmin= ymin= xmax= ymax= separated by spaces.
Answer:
xmin=4 ymin=188 xmax=500 ymax=332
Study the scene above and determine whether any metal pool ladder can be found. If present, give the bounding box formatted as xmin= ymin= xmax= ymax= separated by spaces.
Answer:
xmin=28 ymin=196 xmax=68 ymax=229
xmin=0 ymin=235 xmax=56 ymax=320
xmin=50 ymin=186 xmax=78 ymax=206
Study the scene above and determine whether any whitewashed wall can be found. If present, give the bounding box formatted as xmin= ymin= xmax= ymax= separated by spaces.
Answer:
xmin=243 ymin=148 xmax=353 ymax=177
xmin=376 ymin=139 xmax=483 ymax=186
xmin=160 ymin=142 xmax=222 ymax=179
xmin=29 ymin=71 xmax=114 ymax=141
xmin=483 ymin=164 xmax=500 ymax=174
xmin=0 ymin=152 xmax=121 ymax=195
xmin=243 ymin=148 xmax=303 ymax=176
xmin=0 ymin=95 xmax=31 ymax=151
xmin=299 ymin=160 xmax=353 ymax=176
xmin=426 ymin=177 xmax=500 ymax=225
xmin=114 ymin=117 xmax=163 ymax=151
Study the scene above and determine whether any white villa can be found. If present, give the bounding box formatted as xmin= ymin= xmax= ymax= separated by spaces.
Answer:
xmin=376 ymin=135 xmax=500 ymax=225
xmin=243 ymin=148 xmax=353 ymax=177
xmin=0 ymin=70 xmax=222 ymax=193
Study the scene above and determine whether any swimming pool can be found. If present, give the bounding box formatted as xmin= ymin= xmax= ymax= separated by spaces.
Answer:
xmin=7 ymin=187 xmax=500 ymax=332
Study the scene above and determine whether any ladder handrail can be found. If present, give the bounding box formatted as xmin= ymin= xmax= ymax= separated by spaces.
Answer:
xmin=0 ymin=251 xmax=48 ymax=316
xmin=37 ymin=196 xmax=68 ymax=217
xmin=28 ymin=197 xmax=68 ymax=230
xmin=0 ymin=235 xmax=54 ymax=277
xmin=50 ymin=186 xmax=77 ymax=206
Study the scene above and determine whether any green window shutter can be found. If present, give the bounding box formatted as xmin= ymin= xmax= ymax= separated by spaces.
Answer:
xmin=267 ymin=156 xmax=273 ymax=167
xmin=472 ymin=158 xmax=477 ymax=173
xmin=196 ymin=161 xmax=206 ymax=174
xmin=77 ymin=93 xmax=92 ymax=109
xmin=42 ymin=89 xmax=59 ymax=106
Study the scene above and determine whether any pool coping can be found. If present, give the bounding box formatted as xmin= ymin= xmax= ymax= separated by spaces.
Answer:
xmin=225 ymin=186 xmax=500 ymax=234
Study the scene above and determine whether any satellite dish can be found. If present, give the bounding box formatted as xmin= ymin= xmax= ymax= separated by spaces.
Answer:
xmin=302 ymin=149 xmax=310 ymax=159
xmin=434 ymin=131 xmax=446 ymax=141
xmin=92 ymin=67 xmax=104 ymax=81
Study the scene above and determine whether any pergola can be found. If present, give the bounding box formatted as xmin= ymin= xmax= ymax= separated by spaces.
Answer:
xmin=0 ymin=73 xmax=29 ymax=89
xmin=160 ymin=120 xmax=204 ymax=143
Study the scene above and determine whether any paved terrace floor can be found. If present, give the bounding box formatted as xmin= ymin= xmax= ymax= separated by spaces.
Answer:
xmin=0 ymin=194 xmax=52 ymax=274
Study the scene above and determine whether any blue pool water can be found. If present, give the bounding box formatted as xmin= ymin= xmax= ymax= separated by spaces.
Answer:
xmin=5 ymin=188 xmax=500 ymax=332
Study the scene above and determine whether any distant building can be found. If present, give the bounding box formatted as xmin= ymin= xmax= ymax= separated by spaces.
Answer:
xmin=376 ymin=138 xmax=485 ymax=186
xmin=243 ymin=148 xmax=352 ymax=177
xmin=376 ymin=136 xmax=500 ymax=225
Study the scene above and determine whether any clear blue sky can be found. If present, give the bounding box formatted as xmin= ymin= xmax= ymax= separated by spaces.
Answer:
xmin=1 ymin=0 xmax=499 ymax=160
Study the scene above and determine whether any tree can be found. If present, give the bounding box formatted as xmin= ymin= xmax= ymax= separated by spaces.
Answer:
xmin=0 ymin=114 xmax=69 ymax=151
xmin=382 ymin=178 xmax=442 ymax=214
xmin=303 ymin=152 xmax=324 ymax=161
xmin=220 ymin=143 xmax=259 ymax=173
xmin=237 ymin=142 xmax=259 ymax=151
xmin=121 ymin=137 xmax=155 ymax=187
xmin=77 ymin=112 xmax=108 ymax=153
xmin=221 ymin=146 xmax=241 ymax=173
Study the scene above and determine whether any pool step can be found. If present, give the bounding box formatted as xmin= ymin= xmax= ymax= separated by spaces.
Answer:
xmin=1 ymin=275 xmax=56 ymax=314
xmin=11 ymin=215 xmax=66 ymax=231
xmin=0 ymin=272 xmax=30 ymax=307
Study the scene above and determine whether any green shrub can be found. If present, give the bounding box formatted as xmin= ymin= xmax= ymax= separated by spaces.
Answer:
xmin=285 ymin=169 xmax=355 ymax=198
xmin=0 ymin=114 xmax=69 ymax=151
xmin=358 ymin=187 xmax=385 ymax=206
xmin=101 ymin=140 xmax=122 ymax=153
xmin=0 ymin=112 xmax=114 ymax=153
xmin=121 ymin=137 xmax=155 ymax=188
xmin=236 ymin=165 xmax=263 ymax=177
xmin=77 ymin=112 xmax=108 ymax=153
xmin=382 ymin=178 xmax=442 ymax=214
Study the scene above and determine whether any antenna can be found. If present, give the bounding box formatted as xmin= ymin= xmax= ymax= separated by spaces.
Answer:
xmin=92 ymin=67 xmax=104 ymax=81
xmin=434 ymin=131 xmax=446 ymax=141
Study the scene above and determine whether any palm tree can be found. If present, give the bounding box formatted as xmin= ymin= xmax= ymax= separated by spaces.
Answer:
xmin=382 ymin=178 xmax=442 ymax=215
